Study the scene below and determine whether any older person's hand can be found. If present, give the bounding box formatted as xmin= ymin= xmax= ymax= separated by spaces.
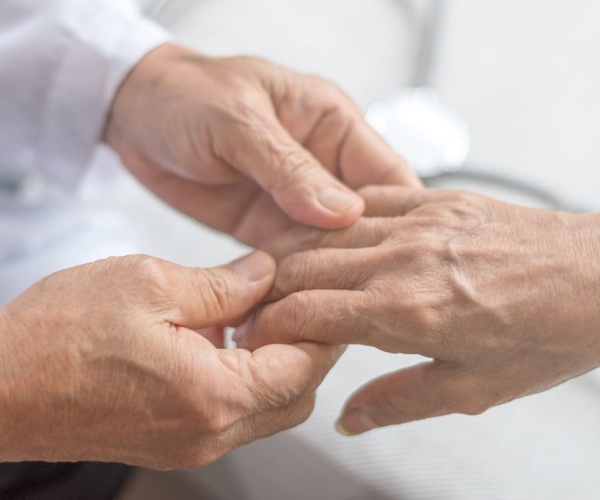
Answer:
xmin=104 ymin=43 xmax=419 ymax=247
xmin=235 ymin=186 xmax=600 ymax=434
xmin=0 ymin=252 xmax=342 ymax=468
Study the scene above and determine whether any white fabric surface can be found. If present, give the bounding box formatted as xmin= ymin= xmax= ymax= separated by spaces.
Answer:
xmin=189 ymin=345 xmax=600 ymax=500
xmin=0 ymin=195 xmax=137 ymax=307
xmin=0 ymin=0 xmax=169 ymax=191
xmin=0 ymin=0 xmax=169 ymax=303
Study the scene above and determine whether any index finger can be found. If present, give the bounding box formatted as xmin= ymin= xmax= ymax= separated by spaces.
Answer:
xmin=339 ymin=120 xmax=422 ymax=189
xmin=234 ymin=290 xmax=437 ymax=359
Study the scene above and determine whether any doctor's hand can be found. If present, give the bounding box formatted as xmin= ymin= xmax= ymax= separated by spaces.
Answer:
xmin=0 ymin=253 xmax=341 ymax=469
xmin=104 ymin=43 xmax=419 ymax=247
xmin=235 ymin=186 xmax=600 ymax=434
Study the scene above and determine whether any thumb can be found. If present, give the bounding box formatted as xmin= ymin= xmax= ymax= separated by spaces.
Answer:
xmin=335 ymin=361 xmax=479 ymax=435
xmin=231 ymin=117 xmax=364 ymax=229
xmin=168 ymin=251 xmax=276 ymax=329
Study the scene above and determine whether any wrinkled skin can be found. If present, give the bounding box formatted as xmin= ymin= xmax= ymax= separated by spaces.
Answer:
xmin=236 ymin=186 xmax=600 ymax=434
xmin=0 ymin=253 xmax=342 ymax=468
xmin=105 ymin=43 xmax=419 ymax=247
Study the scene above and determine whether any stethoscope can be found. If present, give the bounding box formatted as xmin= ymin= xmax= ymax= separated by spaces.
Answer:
xmin=365 ymin=0 xmax=587 ymax=213
xmin=143 ymin=0 xmax=585 ymax=213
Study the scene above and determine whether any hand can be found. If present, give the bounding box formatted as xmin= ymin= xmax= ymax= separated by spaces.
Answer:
xmin=235 ymin=186 xmax=600 ymax=434
xmin=0 ymin=252 xmax=342 ymax=468
xmin=104 ymin=44 xmax=420 ymax=247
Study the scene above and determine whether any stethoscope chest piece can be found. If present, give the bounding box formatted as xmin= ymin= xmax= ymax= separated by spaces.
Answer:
xmin=366 ymin=87 xmax=470 ymax=178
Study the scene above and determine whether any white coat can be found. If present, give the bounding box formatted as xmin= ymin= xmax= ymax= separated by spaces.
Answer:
xmin=0 ymin=0 xmax=169 ymax=304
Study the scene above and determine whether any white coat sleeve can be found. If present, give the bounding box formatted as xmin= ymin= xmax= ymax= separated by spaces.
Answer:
xmin=0 ymin=0 xmax=170 ymax=190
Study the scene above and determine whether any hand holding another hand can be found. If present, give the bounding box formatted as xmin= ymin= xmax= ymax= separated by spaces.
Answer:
xmin=0 ymin=253 xmax=341 ymax=469
xmin=104 ymin=44 xmax=419 ymax=247
xmin=236 ymin=186 xmax=600 ymax=434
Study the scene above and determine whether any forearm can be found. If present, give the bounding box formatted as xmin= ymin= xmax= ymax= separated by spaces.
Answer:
xmin=0 ymin=0 xmax=169 ymax=191
xmin=0 ymin=306 xmax=22 ymax=460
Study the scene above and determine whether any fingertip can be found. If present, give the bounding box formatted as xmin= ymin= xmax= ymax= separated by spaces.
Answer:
xmin=317 ymin=187 xmax=363 ymax=216
xmin=280 ymin=185 xmax=364 ymax=230
xmin=334 ymin=418 xmax=356 ymax=436
xmin=308 ymin=187 xmax=364 ymax=229
xmin=335 ymin=407 xmax=378 ymax=436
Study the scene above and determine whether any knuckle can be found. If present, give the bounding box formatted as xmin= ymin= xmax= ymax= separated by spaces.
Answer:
xmin=201 ymin=409 xmax=235 ymax=435
xmin=272 ymin=395 xmax=316 ymax=431
xmin=279 ymin=292 xmax=312 ymax=338
xmin=253 ymin=380 xmax=302 ymax=411
xmin=233 ymin=85 xmax=264 ymax=114
xmin=275 ymin=250 xmax=317 ymax=293
xmin=202 ymin=271 xmax=236 ymax=318
xmin=308 ymin=76 xmax=359 ymax=114
xmin=456 ymin=395 xmax=491 ymax=416
xmin=117 ymin=255 xmax=189 ymax=315
xmin=271 ymin=149 xmax=316 ymax=194
xmin=120 ymin=254 xmax=172 ymax=291
xmin=285 ymin=226 xmax=327 ymax=253
xmin=449 ymin=378 xmax=494 ymax=416
xmin=435 ymin=190 xmax=487 ymax=220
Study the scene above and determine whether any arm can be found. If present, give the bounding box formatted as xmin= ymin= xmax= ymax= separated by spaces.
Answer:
xmin=1 ymin=0 xmax=419 ymax=243
xmin=0 ymin=0 xmax=169 ymax=190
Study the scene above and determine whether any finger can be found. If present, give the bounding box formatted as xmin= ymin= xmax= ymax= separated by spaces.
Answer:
xmin=359 ymin=185 xmax=431 ymax=217
xmin=128 ymin=164 xmax=295 ymax=247
xmin=336 ymin=361 xmax=483 ymax=435
xmin=262 ymin=218 xmax=392 ymax=261
xmin=201 ymin=393 xmax=317 ymax=464
xmin=359 ymin=186 xmax=478 ymax=218
xmin=339 ymin=121 xmax=422 ymax=189
xmin=167 ymin=251 xmax=276 ymax=329
xmin=227 ymin=393 xmax=317 ymax=449
xmin=244 ymin=342 xmax=345 ymax=404
xmin=234 ymin=290 xmax=374 ymax=350
xmin=227 ymin=191 xmax=295 ymax=247
xmin=269 ymin=248 xmax=377 ymax=301
xmin=278 ymin=76 xmax=421 ymax=190
xmin=225 ymin=115 xmax=365 ymax=230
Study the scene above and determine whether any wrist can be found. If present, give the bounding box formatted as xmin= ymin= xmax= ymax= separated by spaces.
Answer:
xmin=558 ymin=212 xmax=600 ymax=353
xmin=103 ymin=43 xmax=194 ymax=154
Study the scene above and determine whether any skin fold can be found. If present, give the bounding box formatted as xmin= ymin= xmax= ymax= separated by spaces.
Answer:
xmin=236 ymin=186 xmax=600 ymax=435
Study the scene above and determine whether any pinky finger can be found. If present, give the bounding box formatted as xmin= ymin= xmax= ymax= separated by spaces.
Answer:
xmin=335 ymin=361 xmax=484 ymax=435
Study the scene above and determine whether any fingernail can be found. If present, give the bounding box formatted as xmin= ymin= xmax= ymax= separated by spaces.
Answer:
xmin=318 ymin=187 xmax=361 ymax=214
xmin=335 ymin=407 xmax=377 ymax=436
xmin=230 ymin=252 xmax=274 ymax=282
xmin=232 ymin=315 xmax=254 ymax=346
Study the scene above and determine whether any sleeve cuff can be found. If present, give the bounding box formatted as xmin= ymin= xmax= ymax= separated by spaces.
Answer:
xmin=39 ymin=2 xmax=171 ymax=191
